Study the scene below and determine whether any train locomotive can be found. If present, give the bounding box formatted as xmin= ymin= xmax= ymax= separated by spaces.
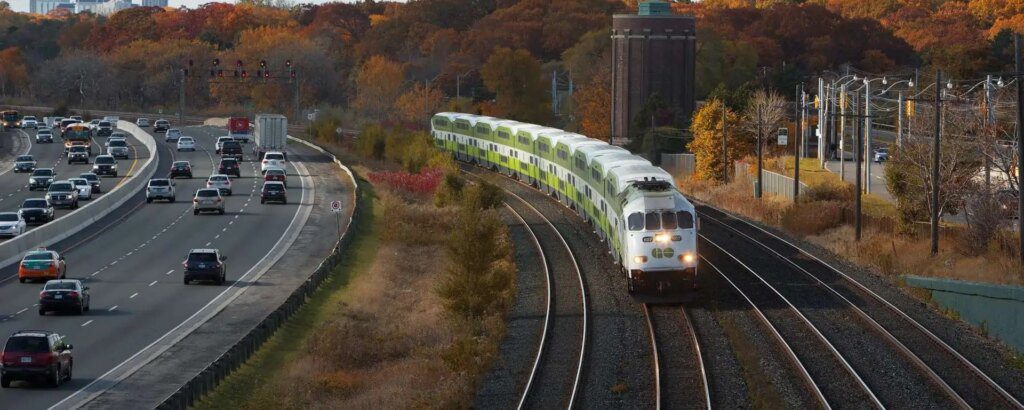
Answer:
xmin=431 ymin=112 xmax=698 ymax=294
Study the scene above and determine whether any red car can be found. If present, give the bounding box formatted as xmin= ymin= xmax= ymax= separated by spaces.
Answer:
xmin=1 ymin=330 xmax=73 ymax=388
xmin=263 ymin=168 xmax=287 ymax=187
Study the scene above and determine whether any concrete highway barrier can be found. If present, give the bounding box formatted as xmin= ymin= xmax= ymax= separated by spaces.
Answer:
xmin=0 ymin=120 xmax=157 ymax=269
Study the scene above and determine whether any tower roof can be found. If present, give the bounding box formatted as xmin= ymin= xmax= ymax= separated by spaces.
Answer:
xmin=638 ymin=0 xmax=672 ymax=16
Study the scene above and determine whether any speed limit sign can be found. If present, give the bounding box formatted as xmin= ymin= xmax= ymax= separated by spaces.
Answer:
xmin=330 ymin=200 xmax=343 ymax=213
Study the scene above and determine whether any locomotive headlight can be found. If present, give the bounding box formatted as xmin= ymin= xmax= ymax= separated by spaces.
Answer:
xmin=633 ymin=256 xmax=647 ymax=264
xmin=654 ymin=233 xmax=670 ymax=243
xmin=680 ymin=253 xmax=695 ymax=264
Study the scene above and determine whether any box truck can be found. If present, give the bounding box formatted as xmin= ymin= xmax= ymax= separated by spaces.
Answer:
xmin=228 ymin=117 xmax=251 ymax=142
xmin=253 ymin=114 xmax=287 ymax=160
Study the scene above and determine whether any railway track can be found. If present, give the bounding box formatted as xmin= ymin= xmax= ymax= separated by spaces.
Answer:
xmin=643 ymin=304 xmax=710 ymax=409
xmin=698 ymin=205 xmax=1024 ymax=409
xmin=463 ymin=170 xmax=589 ymax=409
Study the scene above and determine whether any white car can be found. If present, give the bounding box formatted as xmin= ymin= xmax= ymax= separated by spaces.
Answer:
xmin=35 ymin=129 xmax=53 ymax=143
xmin=136 ymin=118 xmax=150 ymax=127
xmin=165 ymin=129 xmax=182 ymax=142
xmin=68 ymin=178 xmax=93 ymax=200
xmin=260 ymin=151 xmax=286 ymax=174
xmin=177 ymin=137 xmax=196 ymax=151
xmin=0 ymin=212 xmax=26 ymax=237
xmin=206 ymin=174 xmax=232 ymax=196
xmin=21 ymin=116 xmax=38 ymax=129
xmin=215 ymin=136 xmax=233 ymax=154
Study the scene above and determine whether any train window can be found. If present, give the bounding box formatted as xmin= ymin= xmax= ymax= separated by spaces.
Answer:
xmin=497 ymin=130 xmax=510 ymax=140
xmin=478 ymin=125 xmax=490 ymax=134
xmin=628 ymin=213 xmax=643 ymax=231
xmin=591 ymin=169 xmax=600 ymax=181
xmin=575 ymin=158 xmax=586 ymax=170
xmin=661 ymin=212 xmax=678 ymax=230
xmin=645 ymin=212 xmax=660 ymax=230
xmin=518 ymin=135 xmax=530 ymax=145
xmin=538 ymin=142 xmax=549 ymax=152
xmin=677 ymin=211 xmax=694 ymax=229
xmin=500 ymin=155 xmax=508 ymax=163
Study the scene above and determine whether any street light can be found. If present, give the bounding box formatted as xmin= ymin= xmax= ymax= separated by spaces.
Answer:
xmin=862 ymin=76 xmax=890 ymax=193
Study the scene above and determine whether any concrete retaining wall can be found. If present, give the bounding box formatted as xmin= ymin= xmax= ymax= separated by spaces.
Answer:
xmin=0 ymin=121 xmax=157 ymax=268
xmin=905 ymin=275 xmax=1024 ymax=353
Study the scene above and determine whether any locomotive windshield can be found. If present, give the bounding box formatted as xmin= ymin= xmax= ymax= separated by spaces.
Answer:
xmin=628 ymin=211 xmax=694 ymax=231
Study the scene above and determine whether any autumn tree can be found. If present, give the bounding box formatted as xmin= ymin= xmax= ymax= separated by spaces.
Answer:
xmin=480 ymin=47 xmax=550 ymax=123
xmin=0 ymin=47 xmax=29 ymax=96
xmin=353 ymin=55 xmax=405 ymax=121
xmin=395 ymin=83 xmax=444 ymax=124
xmin=688 ymin=99 xmax=747 ymax=183
xmin=573 ymin=64 xmax=611 ymax=140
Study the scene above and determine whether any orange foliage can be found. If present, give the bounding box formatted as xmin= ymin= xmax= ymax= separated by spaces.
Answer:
xmin=0 ymin=47 xmax=29 ymax=96
xmin=573 ymin=64 xmax=611 ymax=141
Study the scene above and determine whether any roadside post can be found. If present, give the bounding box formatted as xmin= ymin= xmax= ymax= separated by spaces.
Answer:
xmin=331 ymin=200 xmax=343 ymax=238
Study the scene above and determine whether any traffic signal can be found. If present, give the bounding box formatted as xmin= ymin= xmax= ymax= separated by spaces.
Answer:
xmin=264 ymin=71 xmax=270 ymax=78
xmin=906 ymin=100 xmax=915 ymax=118
xmin=241 ymin=70 xmax=247 ymax=78
xmin=212 ymin=58 xmax=220 ymax=67
xmin=289 ymin=70 xmax=296 ymax=79
xmin=259 ymin=60 xmax=267 ymax=68
xmin=813 ymin=96 xmax=820 ymax=109
xmin=236 ymin=60 xmax=243 ymax=68
xmin=217 ymin=70 xmax=224 ymax=78
xmin=285 ymin=59 xmax=292 ymax=68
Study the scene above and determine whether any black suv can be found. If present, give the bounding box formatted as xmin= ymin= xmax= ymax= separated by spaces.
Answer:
xmin=96 ymin=121 xmax=113 ymax=137
xmin=19 ymin=198 xmax=54 ymax=224
xmin=220 ymin=140 xmax=243 ymax=160
xmin=153 ymin=119 xmax=170 ymax=133
xmin=183 ymin=249 xmax=226 ymax=285
xmin=170 ymin=161 xmax=192 ymax=179
xmin=1 ymin=331 xmax=73 ymax=388
xmin=217 ymin=158 xmax=241 ymax=177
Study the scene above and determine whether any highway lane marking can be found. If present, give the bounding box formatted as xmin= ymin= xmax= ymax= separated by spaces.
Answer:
xmin=111 ymin=260 xmax=118 ymax=265
xmin=109 ymin=305 xmax=118 ymax=312
xmin=165 ymin=269 xmax=173 ymax=275
xmin=222 ymin=227 xmax=227 ymax=232
xmin=16 ymin=308 xmax=26 ymax=315
xmin=229 ymin=221 xmax=233 ymax=225
xmin=214 ymin=234 xmax=220 ymax=239
xmin=81 ymin=320 xmax=93 ymax=327
xmin=130 ymin=292 xmax=138 ymax=299
xmin=91 ymin=271 xmax=99 ymax=277
xmin=234 ymin=215 xmax=239 ymax=219
xmin=126 ymin=251 xmax=133 ymax=256
xmin=204 ymin=242 xmax=211 ymax=246
xmin=149 ymin=280 xmax=157 ymax=287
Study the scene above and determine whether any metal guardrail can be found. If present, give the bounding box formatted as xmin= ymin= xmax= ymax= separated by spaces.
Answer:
xmin=0 ymin=120 xmax=157 ymax=268
xmin=156 ymin=135 xmax=360 ymax=409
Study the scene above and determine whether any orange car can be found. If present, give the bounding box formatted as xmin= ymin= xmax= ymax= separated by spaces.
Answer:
xmin=18 ymin=249 xmax=66 ymax=283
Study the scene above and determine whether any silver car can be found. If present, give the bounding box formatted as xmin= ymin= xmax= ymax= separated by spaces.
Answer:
xmin=146 ymin=178 xmax=175 ymax=203
xmin=46 ymin=181 xmax=79 ymax=209
xmin=136 ymin=117 xmax=150 ymax=127
xmin=68 ymin=178 xmax=93 ymax=200
xmin=35 ymin=129 xmax=53 ymax=143
xmin=193 ymin=188 xmax=225 ymax=215
xmin=165 ymin=128 xmax=182 ymax=142
xmin=107 ymin=139 xmax=130 ymax=159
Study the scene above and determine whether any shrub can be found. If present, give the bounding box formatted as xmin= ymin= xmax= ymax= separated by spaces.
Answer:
xmin=960 ymin=194 xmax=1004 ymax=256
xmin=803 ymin=179 xmax=853 ymax=202
xmin=460 ymin=180 xmax=504 ymax=211
xmin=434 ymin=171 xmax=465 ymax=207
xmin=355 ymin=124 xmax=387 ymax=160
xmin=781 ymin=200 xmax=845 ymax=236
xmin=367 ymin=168 xmax=444 ymax=196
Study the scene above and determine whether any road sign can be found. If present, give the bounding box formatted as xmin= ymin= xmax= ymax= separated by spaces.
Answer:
xmin=330 ymin=200 xmax=343 ymax=213
xmin=777 ymin=128 xmax=788 ymax=146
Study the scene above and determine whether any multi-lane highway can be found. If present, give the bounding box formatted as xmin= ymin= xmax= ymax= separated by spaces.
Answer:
xmin=0 ymin=124 xmax=313 ymax=409
xmin=0 ymin=127 xmax=147 ymax=239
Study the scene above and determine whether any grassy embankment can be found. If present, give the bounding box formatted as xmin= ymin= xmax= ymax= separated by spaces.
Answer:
xmin=683 ymin=156 xmax=1023 ymax=285
xmin=197 ymin=125 xmax=515 ymax=408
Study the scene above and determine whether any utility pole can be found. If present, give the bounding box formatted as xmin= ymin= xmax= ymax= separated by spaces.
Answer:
xmin=178 ymin=68 xmax=185 ymax=123
xmin=1016 ymin=34 xmax=1024 ymax=265
xmin=897 ymin=91 xmax=904 ymax=148
xmin=932 ymin=69 xmax=942 ymax=256
xmin=854 ymin=92 xmax=863 ymax=241
xmin=794 ymin=83 xmax=802 ymax=200
xmin=864 ymin=79 xmax=873 ymax=194
xmin=293 ymin=69 xmax=300 ymax=125
xmin=985 ymin=74 xmax=993 ymax=192
xmin=818 ymin=77 xmax=825 ymax=168
xmin=722 ymin=103 xmax=728 ymax=183
xmin=840 ymin=82 xmax=847 ymax=180
xmin=551 ymin=70 xmax=558 ymax=115
xmin=756 ymin=107 xmax=763 ymax=199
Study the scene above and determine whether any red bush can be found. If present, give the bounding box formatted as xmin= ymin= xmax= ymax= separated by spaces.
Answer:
xmin=368 ymin=167 xmax=443 ymax=195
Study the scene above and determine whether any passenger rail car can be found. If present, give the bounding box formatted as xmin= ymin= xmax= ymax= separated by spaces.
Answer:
xmin=431 ymin=112 xmax=698 ymax=294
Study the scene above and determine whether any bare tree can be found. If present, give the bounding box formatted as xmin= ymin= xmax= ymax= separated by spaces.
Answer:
xmin=742 ymin=89 xmax=786 ymax=150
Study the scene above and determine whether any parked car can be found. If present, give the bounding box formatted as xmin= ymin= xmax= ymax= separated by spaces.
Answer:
xmin=68 ymin=178 xmax=93 ymax=200
xmin=182 ymin=248 xmax=226 ymax=285
xmin=18 ymin=199 xmax=53 ymax=225
xmin=0 ymin=330 xmax=73 ymax=388
xmin=14 ymin=155 xmax=36 ymax=173
xmin=38 ymin=279 xmax=90 ymax=315
xmin=169 ymin=161 xmax=192 ymax=179
xmin=0 ymin=212 xmax=26 ymax=237
xmin=193 ymin=188 xmax=225 ymax=215
xmin=79 ymin=173 xmax=101 ymax=193
xmin=135 ymin=118 xmax=150 ymax=127
xmin=17 ymin=249 xmax=66 ymax=283
xmin=145 ymin=178 xmax=175 ymax=203
xmin=260 ymin=181 xmax=287 ymax=204
xmin=873 ymin=147 xmax=889 ymax=163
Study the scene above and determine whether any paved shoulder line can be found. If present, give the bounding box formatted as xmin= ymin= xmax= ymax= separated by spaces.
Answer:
xmin=0 ymin=129 xmax=32 ymax=177
xmin=55 ymin=149 xmax=316 ymax=410
xmin=0 ymin=121 xmax=157 ymax=270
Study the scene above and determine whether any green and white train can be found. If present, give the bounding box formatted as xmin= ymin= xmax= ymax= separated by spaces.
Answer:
xmin=431 ymin=112 xmax=698 ymax=294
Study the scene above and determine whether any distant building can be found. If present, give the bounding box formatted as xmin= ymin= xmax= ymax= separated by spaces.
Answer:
xmin=29 ymin=0 xmax=71 ymax=14
xmin=93 ymin=0 xmax=133 ymax=15
xmin=610 ymin=0 xmax=696 ymax=144
xmin=140 ymin=0 xmax=167 ymax=7
xmin=74 ymin=0 xmax=105 ymax=13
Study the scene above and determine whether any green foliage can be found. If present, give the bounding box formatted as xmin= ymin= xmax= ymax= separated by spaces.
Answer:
xmin=884 ymin=150 xmax=927 ymax=233
xmin=461 ymin=180 xmax=504 ymax=211
xmin=433 ymin=171 xmax=465 ymax=207
xmin=437 ymin=200 xmax=514 ymax=320
xmin=355 ymin=124 xmax=387 ymax=160
xmin=480 ymin=47 xmax=551 ymax=124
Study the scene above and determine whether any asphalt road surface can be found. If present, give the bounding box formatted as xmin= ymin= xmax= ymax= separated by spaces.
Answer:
xmin=0 ymin=124 xmax=311 ymax=409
